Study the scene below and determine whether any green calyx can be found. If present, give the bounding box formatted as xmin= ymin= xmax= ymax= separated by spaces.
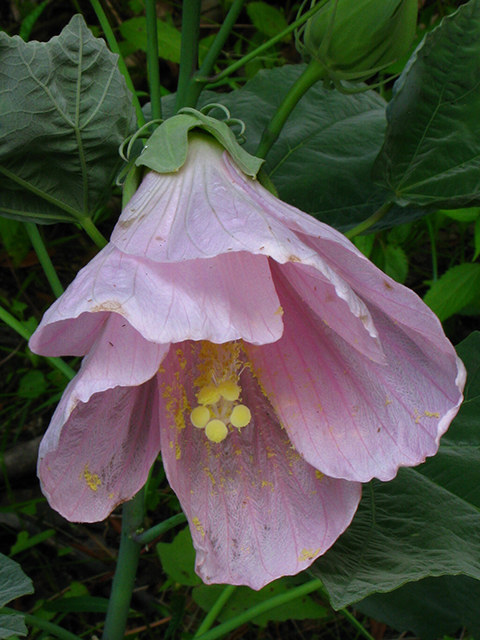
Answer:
xmin=299 ymin=0 xmax=418 ymax=84
xmin=135 ymin=105 xmax=264 ymax=177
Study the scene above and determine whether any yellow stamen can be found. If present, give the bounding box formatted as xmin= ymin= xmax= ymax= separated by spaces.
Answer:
xmin=190 ymin=406 xmax=210 ymax=429
xmin=230 ymin=404 xmax=252 ymax=428
xmin=197 ymin=385 xmax=221 ymax=405
xmin=205 ymin=419 xmax=228 ymax=443
xmin=218 ymin=380 xmax=240 ymax=401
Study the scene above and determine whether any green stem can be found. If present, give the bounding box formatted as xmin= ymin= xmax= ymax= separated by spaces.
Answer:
xmin=425 ymin=216 xmax=438 ymax=282
xmin=255 ymin=59 xmax=325 ymax=159
xmin=194 ymin=585 xmax=237 ymax=637
xmin=133 ymin=512 xmax=187 ymax=546
xmin=80 ymin=216 xmax=108 ymax=249
xmin=344 ymin=202 xmax=394 ymax=239
xmin=202 ymin=1 xmax=328 ymax=87
xmin=24 ymin=222 xmax=64 ymax=298
xmin=195 ymin=579 xmax=323 ymax=640
xmin=0 ymin=304 xmax=76 ymax=380
xmin=102 ymin=488 xmax=145 ymax=640
xmin=145 ymin=0 xmax=162 ymax=121
xmin=89 ymin=0 xmax=146 ymax=127
xmin=174 ymin=0 xmax=202 ymax=112
xmin=339 ymin=607 xmax=376 ymax=640
xmin=1 ymin=607 xmax=81 ymax=640
xmin=185 ymin=0 xmax=246 ymax=108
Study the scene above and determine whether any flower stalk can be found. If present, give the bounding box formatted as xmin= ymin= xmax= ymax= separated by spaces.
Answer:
xmin=102 ymin=489 xmax=145 ymax=640
xmin=133 ymin=512 xmax=187 ymax=546
xmin=175 ymin=0 xmax=202 ymax=112
xmin=145 ymin=0 xmax=162 ymax=121
xmin=255 ymin=58 xmax=325 ymax=159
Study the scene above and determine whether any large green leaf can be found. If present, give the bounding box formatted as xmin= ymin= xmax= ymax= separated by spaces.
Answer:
xmin=0 ymin=15 xmax=136 ymax=224
xmin=423 ymin=263 xmax=480 ymax=322
xmin=193 ymin=66 xmax=421 ymax=231
xmin=311 ymin=332 xmax=480 ymax=609
xmin=0 ymin=554 xmax=34 ymax=638
xmin=373 ymin=0 xmax=480 ymax=208
xmin=356 ymin=575 xmax=480 ymax=640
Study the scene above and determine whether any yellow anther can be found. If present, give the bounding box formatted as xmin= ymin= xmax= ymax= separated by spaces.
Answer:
xmin=197 ymin=385 xmax=221 ymax=406
xmin=190 ymin=406 xmax=210 ymax=429
xmin=218 ymin=380 xmax=240 ymax=401
xmin=205 ymin=419 xmax=228 ymax=443
xmin=230 ymin=404 xmax=252 ymax=428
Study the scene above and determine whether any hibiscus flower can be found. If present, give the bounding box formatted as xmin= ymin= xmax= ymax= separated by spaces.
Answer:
xmin=29 ymin=134 xmax=465 ymax=590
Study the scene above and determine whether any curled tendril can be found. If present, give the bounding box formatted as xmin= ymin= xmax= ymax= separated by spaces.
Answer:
xmin=179 ymin=104 xmax=248 ymax=145
xmin=119 ymin=119 xmax=164 ymax=162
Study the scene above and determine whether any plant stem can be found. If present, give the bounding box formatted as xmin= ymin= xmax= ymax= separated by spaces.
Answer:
xmin=255 ymin=59 xmax=325 ymax=159
xmin=344 ymin=202 xmax=394 ymax=239
xmin=133 ymin=512 xmax=187 ymax=546
xmin=89 ymin=0 xmax=146 ymax=127
xmin=0 ymin=304 xmax=76 ymax=380
xmin=174 ymin=0 xmax=202 ymax=112
xmin=425 ymin=216 xmax=438 ymax=282
xmin=80 ymin=216 xmax=108 ymax=249
xmin=0 ymin=607 xmax=81 ymax=640
xmin=195 ymin=579 xmax=323 ymax=640
xmin=185 ymin=0 xmax=246 ymax=108
xmin=145 ymin=0 xmax=162 ymax=121
xmin=202 ymin=1 xmax=328 ymax=87
xmin=102 ymin=488 xmax=145 ymax=640
xmin=339 ymin=607 xmax=376 ymax=640
xmin=24 ymin=222 xmax=64 ymax=298
xmin=194 ymin=585 xmax=237 ymax=637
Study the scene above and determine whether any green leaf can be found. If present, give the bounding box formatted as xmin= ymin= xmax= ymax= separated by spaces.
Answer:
xmin=439 ymin=207 xmax=480 ymax=223
xmin=156 ymin=527 xmax=202 ymax=587
xmin=310 ymin=332 xmax=480 ymax=610
xmin=10 ymin=529 xmax=55 ymax=556
xmin=423 ymin=263 xmax=480 ymax=321
xmin=246 ymin=2 xmax=289 ymax=40
xmin=203 ymin=65 xmax=421 ymax=232
xmin=17 ymin=370 xmax=47 ymax=399
xmin=0 ymin=15 xmax=136 ymax=225
xmin=0 ymin=612 xmax=28 ymax=638
xmin=0 ymin=554 xmax=34 ymax=638
xmin=356 ymin=575 xmax=480 ymax=640
xmin=373 ymin=1 xmax=480 ymax=209
xmin=119 ymin=17 xmax=181 ymax=63
xmin=0 ymin=219 xmax=30 ymax=267
xmin=193 ymin=578 xmax=328 ymax=627
xmin=474 ymin=215 xmax=480 ymax=260
xmin=383 ymin=244 xmax=408 ymax=283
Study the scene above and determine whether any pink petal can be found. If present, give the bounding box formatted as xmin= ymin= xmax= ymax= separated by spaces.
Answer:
xmin=30 ymin=244 xmax=283 ymax=355
xmin=38 ymin=376 xmax=160 ymax=522
xmin=247 ymin=267 xmax=465 ymax=483
xmin=278 ymin=261 xmax=386 ymax=364
xmin=158 ymin=342 xmax=361 ymax=590
xmin=111 ymin=138 xmax=342 ymax=273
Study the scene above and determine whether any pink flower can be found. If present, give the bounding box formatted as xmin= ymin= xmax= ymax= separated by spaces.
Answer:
xmin=30 ymin=135 xmax=465 ymax=590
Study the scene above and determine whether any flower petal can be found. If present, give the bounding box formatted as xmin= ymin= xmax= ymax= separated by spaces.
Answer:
xmin=38 ymin=376 xmax=160 ymax=522
xmin=158 ymin=343 xmax=361 ymax=590
xmin=277 ymin=261 xmax=386 ymax=364
xmin=30 ymin=244 xmax=283 ymax=354
xmin=247 ymin=268 xmax=465 ymax=483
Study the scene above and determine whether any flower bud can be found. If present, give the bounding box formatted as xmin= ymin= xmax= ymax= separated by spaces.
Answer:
xmin=300 ymin=0 xmax=417 ymax=83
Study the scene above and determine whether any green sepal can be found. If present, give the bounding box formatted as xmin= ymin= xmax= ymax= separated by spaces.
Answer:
xmin=135 ymin=108 xmax=264 ymax=177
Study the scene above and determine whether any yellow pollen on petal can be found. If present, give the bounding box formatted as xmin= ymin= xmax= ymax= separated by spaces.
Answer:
xmin=198 ymin=385 xmax=221 ymax=406
xmin=218 ymin=380 xmax=240 ymax=401
xmin=191 ymin=406 xmax=210 ymax=429
xmin=230 ymin=404 xmax=252 ymax=428
xmin=205 ymin=419 xmax=228 ymax=443
xmin=83 ymin=465 xmax=101 ymax=491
